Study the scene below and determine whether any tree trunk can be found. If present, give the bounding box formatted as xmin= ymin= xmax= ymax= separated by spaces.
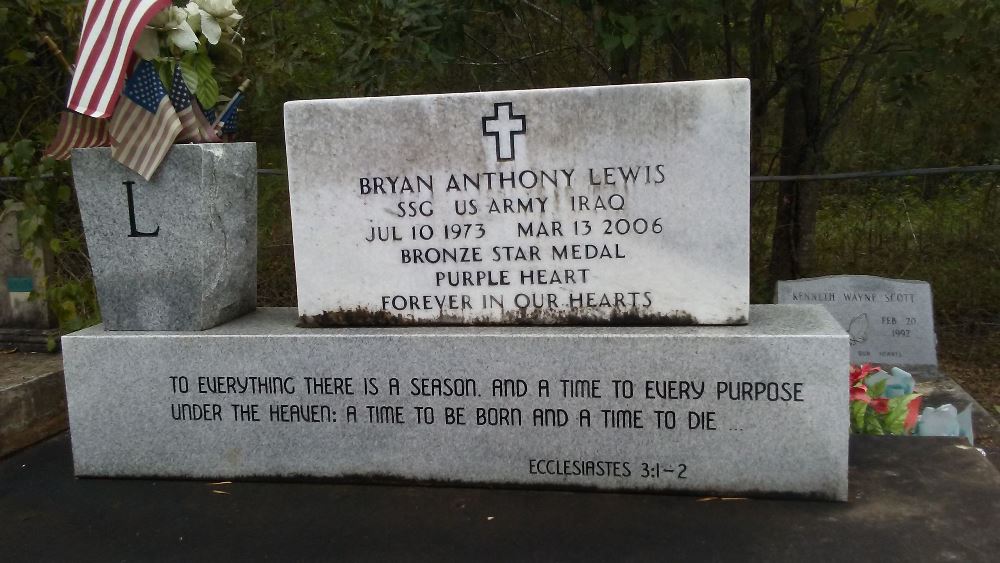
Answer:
xmin=668 ymin=31 xmax=692 ymax=80
xmin=748 ymin=0 xmax=769 ymax=206
xmin=769 ymin=1 xmax=824 ymax=283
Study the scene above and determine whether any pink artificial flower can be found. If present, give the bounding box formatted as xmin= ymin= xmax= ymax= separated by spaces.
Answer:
xmin=850 ymin=363 xmax=879 ymax=387
xmin=870 ymin=397 xmax=890 ymax=415
xmin=904 ymin=396 xmax=923 ymax=432
xmin=850 ymin=386 xmax=870 ymax=404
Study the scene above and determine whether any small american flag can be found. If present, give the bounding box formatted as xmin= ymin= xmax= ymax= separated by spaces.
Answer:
xmin=169 ymin=65 xmax=220 ymax=143
xmin=109 ymin=60 xmax=182 ymax=180
xmin=67 ymin=0 xmax=172 ymax=118
xmin=44 ymin=111 xmax=111 ymax=160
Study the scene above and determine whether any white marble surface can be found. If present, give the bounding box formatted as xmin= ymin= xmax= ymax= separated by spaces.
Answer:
xmin=285 ymin=80 xmax=749 ymax=325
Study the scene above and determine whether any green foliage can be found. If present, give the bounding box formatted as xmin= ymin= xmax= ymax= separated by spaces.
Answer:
xmin=152 ymin=50 xmax=221 ymax=108
xmin=330 ymin=0 xmax=467 ymax=95
xmin=1 ymin=0 xmax=98 ymax=336
xmin=0 ymin=141 xmax=99 ymax=338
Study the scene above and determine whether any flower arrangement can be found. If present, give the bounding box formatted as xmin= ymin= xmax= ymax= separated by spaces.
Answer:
xmin=43 ymin=1 xmax=251 ymax=179
xmin=137 ymin=0 xmax=245 ymax=111
xmin=850 ymin=364 xmax=922 ymax=435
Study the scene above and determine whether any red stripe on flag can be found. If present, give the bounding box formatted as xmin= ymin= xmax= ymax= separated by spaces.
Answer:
xmin=109 ymin=97 xmax=181 ymax=180
xmin=67 ymin=0 xmax=125 ymax=112
xmin=176 ymin=107 xmax=201 ymax=142
xmin=67 ymin=0 xmax=172 ymax=118
xmin=44 ymin=112 xmax=110 ymax=160
xmin=76 ymin=0 xmax=144 ymax=116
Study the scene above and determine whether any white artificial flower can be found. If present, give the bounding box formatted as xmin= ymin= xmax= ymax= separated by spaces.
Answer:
xmin=189 ymin=0 xmax=241 ymax=44
xmin=222 ymin=12 xmax=243 ymax=31
xmin=148 ymin=6 xmax=199 ymax=51
xmin=194 ymin=0 xmax=239 ymax=19
xmin=200 ymin=11 xmax=223 ymax=44
xmin=184 ymin=2 xmax=202 ymax=33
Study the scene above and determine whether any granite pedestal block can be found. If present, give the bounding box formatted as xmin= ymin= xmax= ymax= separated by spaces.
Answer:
xmin=62 ymin=305 xmax=849 ymax=500
xmin=72 ymin=143 xmax=257 ymax=331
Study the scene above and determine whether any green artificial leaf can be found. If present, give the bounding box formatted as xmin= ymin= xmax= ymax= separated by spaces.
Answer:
xmin=49 ymin=238 xmax=60 ymax=253
xmin=621 ymin=32 xmax=637 ymax=49
xmin=196 ymin=73 xmax=219 ymax=110
xmin=867 ymin=379 xmax=887 ymax=399
xmin=883 ymin=396 xmax=909 ymax=435
xmin=863 ymin=410 xmax=885 ymax=435
xmin=850 ymin=400 xmax=868 ymax=433
xmin=179 ymin=54 xmax=200 ymax=94
xmin=155 ymin=59 xmax=175 ymax=92
xmin=192 ymin=51 xmax=218 ymax=108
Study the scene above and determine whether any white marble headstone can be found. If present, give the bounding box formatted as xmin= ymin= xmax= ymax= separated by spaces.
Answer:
xmin=775 ymin=275 xmax=937 ymax=368
xmin=284 ymin=80 xmax=749 ymax=326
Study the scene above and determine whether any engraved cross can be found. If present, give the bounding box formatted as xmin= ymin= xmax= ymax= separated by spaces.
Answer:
xmin=482 ymin=102 xmax=526 ymax=162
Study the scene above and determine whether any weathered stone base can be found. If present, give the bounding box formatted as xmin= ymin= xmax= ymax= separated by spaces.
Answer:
xmin=62 ymin=305 xmax=849 ymax=500
xmin=0 ymin=328 xmax=60 ymax=353
xmin=0 ymin=353 xmax=67 ymax=457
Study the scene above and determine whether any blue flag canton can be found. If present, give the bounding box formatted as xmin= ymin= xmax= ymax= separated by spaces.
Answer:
xmin=221 ymin=108 xmax=238 ymax=134
xmin=169 ymin=65 xmax=194 ymax=111
xmin=203 ymin=103 xmax=240 ymax=134
xmin=123 ymin=61 xmax=168 ymax=113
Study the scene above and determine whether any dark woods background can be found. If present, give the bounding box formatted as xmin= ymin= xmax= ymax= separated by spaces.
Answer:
xmin=1 ymin=1 xmax=998 ymax=372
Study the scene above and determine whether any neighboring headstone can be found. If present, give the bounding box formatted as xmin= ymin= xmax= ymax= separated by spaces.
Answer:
xmin=284 ymin=80 xmax=750 ymax=326
xmin=62 ymin=305 xmax=849 ymax=501
xmin=775 ymin=275 xmax=937 ymax=368
xmin=1 ymin=212 xmax=57 ymax=351
xmin=71 ymin=143 xmax=258 ymax=331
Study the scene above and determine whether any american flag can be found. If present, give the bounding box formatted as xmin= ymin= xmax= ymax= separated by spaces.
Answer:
xmin=109 ymin=60 xmax=182 ymax=180
xmin=67 ymin=0 xmax=172 ymax=118
xmin=44 ymin=111 xmax=111 ymax=160
xmin=211 ymin=79 xmax=250 ymax=137
xmin=169 ymin=65 xmax=220 ymax=143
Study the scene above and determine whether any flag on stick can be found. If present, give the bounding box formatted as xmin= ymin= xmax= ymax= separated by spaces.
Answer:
xmin=212 ymin=79 xmax=250 ymax=135
xmin=109 ymin=60 xmax=182 ymax=180
xmin=67 ymin=0 xmax=173 ymax=118
xmin=44 ymin=111 xmax=111 ymax=160
xmin=169 ymin=65 xmax=221 ymax=143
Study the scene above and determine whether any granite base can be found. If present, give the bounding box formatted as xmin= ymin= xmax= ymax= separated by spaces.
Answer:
xmin=62 ymin=305 xmax=849 ymax=500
